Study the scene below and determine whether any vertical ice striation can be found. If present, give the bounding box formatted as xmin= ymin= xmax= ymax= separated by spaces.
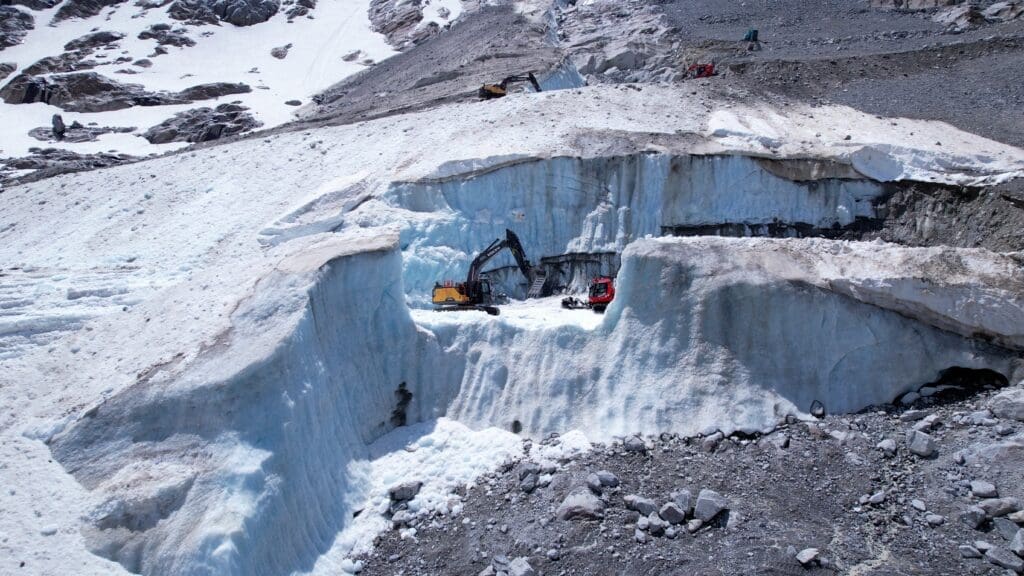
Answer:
xmin=377 ymin=154 xmax=887 ymax=300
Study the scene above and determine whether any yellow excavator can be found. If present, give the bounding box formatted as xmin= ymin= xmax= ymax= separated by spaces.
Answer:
xmin=478 ymin=73 xmax=542 ymax=100
xmin=432 ymin=229 xmax=538 ymax=315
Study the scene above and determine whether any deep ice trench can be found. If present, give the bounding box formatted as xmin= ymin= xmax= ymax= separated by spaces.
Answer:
xmin=49 ymin=154 xmax=1015 ymax=575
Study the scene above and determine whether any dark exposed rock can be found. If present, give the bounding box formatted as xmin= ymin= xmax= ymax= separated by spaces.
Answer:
xmin=23 ymin=54 xmax=99 ymax=75
xmin=52 ymin=0 xmax=126 ymax=22
xmin=270 ymin=43 xmax=291 ymax=59
xmin=0 ymin=6 xmax=34 ymax=50
xmin=177 ymin=81 xmax=251 ymax=100
xmin=285 ymin=0 xmax=313 ymax=19
xmin=63 ymin=31 xmax=125 ymax=52
xmin=0 ymin=72 xmax=186 ymax=111
xmin=1 ymin=72 xmax=249 ymax=112
xmin=141 ymin=102 xmax=261 ymax=143
xmin=284 ymin=0 xmax=314 ymax=20
xmin=0 ymin=62 xmax=15 ymax=82
xmin=133 ymin=58 xmax=152 ymax=68
xmin=135 ymin=0 xmax=174 ymax=7
xmin=138 ymin=23 xmax=196 ymax=47
xmin=284 ymin=99 xmax=300 ymax=106
xmin=4 ymin=0 xmax=61 ymax=9
xmin=168 ymin=0 xmax=279 ymax=26
xmin=1 ymin=148 xmax=139 ymax=184
xmin=28 ymin=121 xmax=135 ymax=144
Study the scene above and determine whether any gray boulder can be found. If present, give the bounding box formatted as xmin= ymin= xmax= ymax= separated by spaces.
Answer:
xmin=388 ymin=480 xmax=421 ymax=503
xmin=63 ymin=31 xmax=125 ymax=52
xmin=672 ymin=489 xmax=693 ymax=515
xmin=962 ymin=505 xmax=987 ymax=529
xmin=906 ymin=430 xmax=936 ymax=457
xmin=508 ymin=557 xmax=534 ymax=576
xmin=595 ymin=471 xmax=619 ymax=487
xmin=796 ymin=548 xmax=820 ymax=566
xmin=658 ymin=502 xmax=686 ymax=525
xmin=979 ymin=498 xmax=1021 ymax=519
xmin=0 ymin=7 xmax=34 ymax=50
xmin=0 ymin=62 xmax=15 ymax=83
xmin=991 ymin=388 xmax=1024 ymax=421
xmin=694 ymin=489 xmax=728 ymax=522
xmin=1011 ymin=528 xmax=1024 ymax=556
xmin=971 ymin=480 xmax=999 ymax=499
xmin=623 ymin=494 xmax=657 ymax=517
xmin=985 ymin=546 xmax=1023 ymax=573
xmin=556 ymin=489 xmax=604 ymax=520
xmin=270 ymin=43 xmax=291 ymax=59
xmin=623 ymin=435 xmax=646 ymax=453
xmin=994 ymin=517 xmax=1020 ymax=541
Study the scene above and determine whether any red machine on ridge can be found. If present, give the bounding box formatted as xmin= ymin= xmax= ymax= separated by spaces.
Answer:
xmin=561 ymin=276 xmax=615 ymax=313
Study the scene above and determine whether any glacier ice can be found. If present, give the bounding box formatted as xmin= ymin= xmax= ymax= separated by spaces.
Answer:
xmin=45 ymin=228 xmax=1021 ymax=576
xmin=361 ymin=153 xmax=889 ymax=302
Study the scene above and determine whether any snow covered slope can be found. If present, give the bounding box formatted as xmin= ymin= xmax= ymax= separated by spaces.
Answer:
xmin=2 ymin=83 xmax=1024 ymax=575
xmin=0 ymin=0 xmax=395 ymax=162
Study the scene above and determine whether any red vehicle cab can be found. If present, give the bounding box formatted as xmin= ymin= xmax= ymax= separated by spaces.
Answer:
xmin=588 ymin=276 xmax=615 ymax=311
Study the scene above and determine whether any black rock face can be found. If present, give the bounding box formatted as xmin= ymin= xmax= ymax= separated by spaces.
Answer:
xmin=0 ymin=6 xmax=34 ymax=50
xmin=2 ymin=0 xmax=61 ymax=10
xmin=168 ymin=0 xmax=279 ymax=26
xmin=142 ymin=102 xmax=262 ymax=143
xmin=138 ymin=23 xmax=196 ymax=47
xmin=63 ymin=30 xmax=126 ymax=51
xmin=52 ymin=0 xmax=126 ymax=23
xmin=0 ymin=61 xmax=15 ymax=82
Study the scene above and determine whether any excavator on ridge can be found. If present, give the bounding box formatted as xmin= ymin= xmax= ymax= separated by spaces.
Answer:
xmin=478 ymin=73 xmax=542 ymax=100
xmin=432 ymin=229 xmax=543 ymax=315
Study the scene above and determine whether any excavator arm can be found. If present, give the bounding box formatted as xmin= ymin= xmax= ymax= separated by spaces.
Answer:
xmin=467 ymin=229 xmax=534 ymax=284
xmin=479 ymin=73 xmax=542 ymax=100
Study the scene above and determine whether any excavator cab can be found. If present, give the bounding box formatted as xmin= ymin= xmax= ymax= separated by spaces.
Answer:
xmin=432 ymin=230 xmax=535 ymax=315
xmin=479 ymin=72 xmax=542 ymax=100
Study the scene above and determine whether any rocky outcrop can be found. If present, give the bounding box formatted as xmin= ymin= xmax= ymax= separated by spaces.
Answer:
xmin=176 ymin=81 xmax=251 ymax=100
xmin=64 ymin=31 xmax=126 ymax=52
xmin=53 ymin=0 xmax=127 ymax=22
xmin=283 ymin=0 xmax=314 ymax=21
xmin=142 ymin=102 xmax=261 ymax=143
xmin=138 ymin=23 xmax=196 ymax=47
xmin=934 ymin=4 xmax=986 ymax=30
xmin=0 ymin=6 xmax=34 ymax=50
xmin=368 ymin=0 xmax=446 ymax=49
xmin=5 ymin=0 xmax=61 ymax=9
xmin=28 ymin=120 xmax=135 ymax=144
xmin=0 ymin=62 xmax=15 ymax=82
xmin=984 ymin=1 xmax=1024 ymax=21
xmin=0 ymin=72 xmax=185 ymax=111
xmin=22 ymin=54 xmax=99 ymax=75
xmin=870 ymin=0 xmax=962 ymax=9
xmin=1 ymin=148 xmax=138 ymax=184
xmin=1 ymin=72 xmax=251 ymax=112
xmin=167 ymin=0 xmax=279 ymax=26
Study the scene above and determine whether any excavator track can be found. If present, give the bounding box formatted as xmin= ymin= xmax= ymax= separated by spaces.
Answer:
xmin=435 ymin=305 xmax=500 ymax=316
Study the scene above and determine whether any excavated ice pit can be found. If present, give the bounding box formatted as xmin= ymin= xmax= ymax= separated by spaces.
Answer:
xmin=42 ymin=153 xmax=1024 ymax=576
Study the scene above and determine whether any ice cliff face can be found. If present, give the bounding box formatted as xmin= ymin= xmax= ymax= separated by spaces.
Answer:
xmin=47 ymin=229 xmax=1020 ymax=576
xmin=366 ymin=153 xmax=888 ymax=299
xmin=50 ymin=231 xmax=426 ymax=575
